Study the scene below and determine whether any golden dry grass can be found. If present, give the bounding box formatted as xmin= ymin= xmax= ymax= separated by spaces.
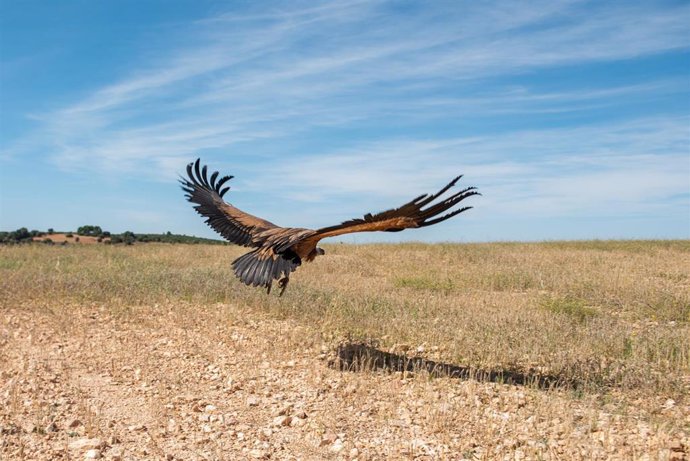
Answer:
xmin=2 ymin=241 xmax=688 ymax=394
xmin=1 ymin=241 xmax=688 ymax=460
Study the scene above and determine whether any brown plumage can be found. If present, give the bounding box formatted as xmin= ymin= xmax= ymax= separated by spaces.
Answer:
xmin=181 ymin=158 xmax=479 ymax=295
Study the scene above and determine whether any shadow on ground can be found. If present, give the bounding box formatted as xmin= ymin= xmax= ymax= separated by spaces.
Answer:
xmin=332 ymin=342 xmax=579 ymax=391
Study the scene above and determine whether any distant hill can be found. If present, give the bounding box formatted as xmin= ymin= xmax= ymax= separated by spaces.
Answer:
xmin=109 ymin=232 xmax=227 ymax=245
xmin=0 ymin=227 xmax=226 ymax=245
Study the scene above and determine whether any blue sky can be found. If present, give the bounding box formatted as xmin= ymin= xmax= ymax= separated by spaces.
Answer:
xmin=1 ymin=0 xmax=689 ymax=242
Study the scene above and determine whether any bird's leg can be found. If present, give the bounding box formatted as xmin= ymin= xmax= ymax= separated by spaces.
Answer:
xmin=278 ymin=276 xmax=290 ymax=297
xmin=266 ymin=282 xmax=272 ymax=295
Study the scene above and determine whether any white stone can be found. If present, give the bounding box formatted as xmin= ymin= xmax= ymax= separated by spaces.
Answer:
xmin=84 ymin=449 xmax=101 ymax=459
xmin=69 ymin=438 xmax=102 ymax=451
xmin=329 ymin=439 xmax=344 ymax=453
xmin=273 ymin=415 xmax=291 ymax=427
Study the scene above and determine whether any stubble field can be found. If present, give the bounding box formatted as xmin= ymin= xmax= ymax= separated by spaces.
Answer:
xmin=1 ymin=241 xmax=688 ymax=460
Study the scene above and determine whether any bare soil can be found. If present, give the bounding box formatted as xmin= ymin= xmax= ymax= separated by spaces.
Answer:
xmin=1 ymin=302 xmax=687 ymax=460
xmin=32 ymin=234 xmax=109 ymax=244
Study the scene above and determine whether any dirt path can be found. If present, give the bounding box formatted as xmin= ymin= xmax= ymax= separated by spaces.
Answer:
xmin=1 ymin=302 xmax=687 ymax=460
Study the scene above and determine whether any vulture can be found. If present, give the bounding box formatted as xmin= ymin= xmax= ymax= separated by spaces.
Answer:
xmin=181 ymin=159 xmax=479 ymax=295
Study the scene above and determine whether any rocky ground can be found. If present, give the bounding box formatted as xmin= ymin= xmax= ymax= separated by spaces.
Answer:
xmin=1 ymin=301 xmax=687 ymax=461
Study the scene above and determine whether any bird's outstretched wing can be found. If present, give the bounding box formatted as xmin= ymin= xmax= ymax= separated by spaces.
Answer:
xmin=180 ymin=159 xmax=278 ymax=247
xmin=294 ymin=176 xmax=479 ymax=250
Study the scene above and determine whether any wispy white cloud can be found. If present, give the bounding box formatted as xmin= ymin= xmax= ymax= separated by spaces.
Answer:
xmin=4 ymin=0 xmax=686 ymax=175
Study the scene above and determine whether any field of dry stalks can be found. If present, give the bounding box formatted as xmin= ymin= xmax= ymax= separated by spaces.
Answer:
xmin=1 ymin=241 xmax=688 ymax=460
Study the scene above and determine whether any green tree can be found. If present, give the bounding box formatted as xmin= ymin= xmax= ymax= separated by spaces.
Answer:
xmin=77 ymin=225 xmax=103 ymax=236
xmin=122 ymin=231 xmax=136 ymax=245
xmin=11 ymin=228 xmax=31 ymax=242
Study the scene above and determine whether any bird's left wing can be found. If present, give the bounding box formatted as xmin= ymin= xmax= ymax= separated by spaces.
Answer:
xmin=180 ymin=159 xmax=278 ymax=247
xmin=294 ymin=176 xmax=479 ymax=250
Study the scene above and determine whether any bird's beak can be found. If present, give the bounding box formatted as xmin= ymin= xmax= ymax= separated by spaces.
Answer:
xmin=317 ymin=248 xmax=325 ymax=256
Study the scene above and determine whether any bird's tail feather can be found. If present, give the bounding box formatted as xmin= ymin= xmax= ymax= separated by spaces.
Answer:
xmin=232 ymin=250 xmax=300 ymax=288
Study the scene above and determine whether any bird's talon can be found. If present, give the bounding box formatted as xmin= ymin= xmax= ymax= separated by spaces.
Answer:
xmin=278 ymin=277 xmax=289 ymax=296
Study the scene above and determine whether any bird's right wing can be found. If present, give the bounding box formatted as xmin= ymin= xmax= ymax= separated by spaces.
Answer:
xmin=293 ymin=175 xmax=479 ymax=251
xmin=180 ymin=159 xmax=278 ymax=247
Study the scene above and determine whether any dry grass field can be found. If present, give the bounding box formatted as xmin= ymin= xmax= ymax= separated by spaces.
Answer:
xmin=1 ymin=241 xmax=688 ymax=460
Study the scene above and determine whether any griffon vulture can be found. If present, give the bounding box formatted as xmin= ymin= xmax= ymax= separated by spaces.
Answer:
xmin=181 ymin=159 xmax=479 ymax=295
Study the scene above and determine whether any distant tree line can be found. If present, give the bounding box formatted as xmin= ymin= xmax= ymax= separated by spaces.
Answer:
xmin=108 ymin=231 xmax=226 ymax=245
xmin=0 ymin=226 xmax=226 ymax=245
xmin=0 ymin=228 xmax=44 ymax=244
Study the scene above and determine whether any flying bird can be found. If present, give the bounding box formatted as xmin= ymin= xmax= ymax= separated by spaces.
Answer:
xmin=181 ymin=159 xmax=479 ymax=295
